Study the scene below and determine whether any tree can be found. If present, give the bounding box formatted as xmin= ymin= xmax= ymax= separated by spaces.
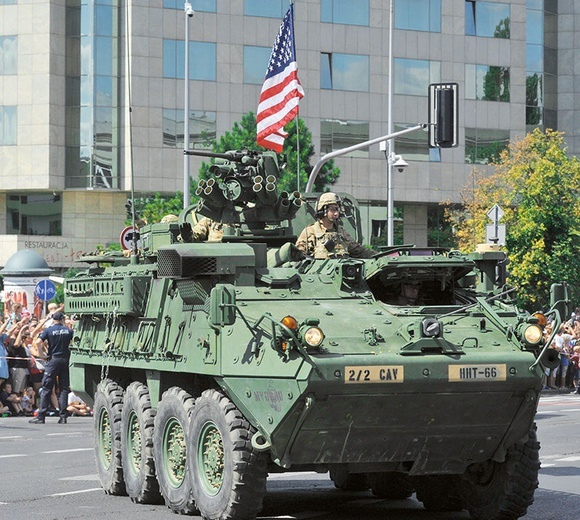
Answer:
xmin=445 ymin=129 xmax=580 ymax=310
xmin=198 ymin=112 xmax=340 ymax=192
xmin=132 ymin=192 xmax=184 ymax=226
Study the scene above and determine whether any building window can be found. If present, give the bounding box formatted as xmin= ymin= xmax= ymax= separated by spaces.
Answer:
xmin=427 ymin=205 xmax=455 ymax=248
xmin=163 ymin=40 xmax=216 ymax=81
xmin=244 ymin=0 xmax=285 ymax=18
xmin=164 ymin=0 xmax=216 ymax=11
xmin=320 ymin=120 xmax=369 ymax=157
xmin=465 ymin=128 xmax=510 ymax=164
xmin=394 ymin=58 xmax=440 ymax=96
xmin=6 ymin=194 xmax=62 ymax=236
xmin=244 ymin=46 xmax=271 ymax=84
xmin=394 ymin=123 xmax=440 ymax=162
xmin=321 ymin=53 xmax=369 ymax=92
xmin=0 ymin=35 xmax=17 ymax=75
xmin=321 ymin=0 xmax=369 ymax=27
xmin=0 ymin=106 xmax=17 ymax=145
xmin=395 ymin=0 xmax=441 ymax=32
xmin=163 ymin=109 xmax=216 ymax=149
xmin=465 ymin=1 xmax=510 ymax=38
xmin=0 ymin=0 xmax=17 ymax=5
xmin=465 ymin=64 xmax=510 ymax=102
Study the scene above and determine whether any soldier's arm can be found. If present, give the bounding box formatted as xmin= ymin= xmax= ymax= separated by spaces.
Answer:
xmin=342 ymin=230 xmax=376 ymax=259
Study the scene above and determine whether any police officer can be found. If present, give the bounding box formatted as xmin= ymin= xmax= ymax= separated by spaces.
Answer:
xmin=29 ymin=311 xmax=73 ymax=424
xmin=296 ymin=192 xmax=376 ymax=259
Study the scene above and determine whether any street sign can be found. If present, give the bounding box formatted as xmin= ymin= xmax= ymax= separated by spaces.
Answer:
xmin=486 ymin=223 xmax=506 ymax=245
xmin=120 ymin=226 xmax=141 ymax=251
xmin=487 ymin=204 xmax=504 ymax=222
xmin=35 ymin=279 xmax=57 ymax=302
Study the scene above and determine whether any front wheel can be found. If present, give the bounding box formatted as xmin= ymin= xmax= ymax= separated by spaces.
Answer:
xmin=153 ymin=386 xmax=197 ymax=515
xmin=94 ymin=379 xmax=126 ymax=495
xmin=458 ymin=424 xmax=540 ymax=519
xmin=188 ymin=389 xmax=267 ymax=520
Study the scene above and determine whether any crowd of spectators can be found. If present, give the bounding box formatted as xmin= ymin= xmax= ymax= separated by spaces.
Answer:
xmin=0 ymin=300 xmax=91 ymax=418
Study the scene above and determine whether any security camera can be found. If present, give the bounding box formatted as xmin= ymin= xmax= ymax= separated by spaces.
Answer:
xmin=393 ymin=156 xmax=409 ymax=173
xmin=185 ymin=2 xmax=194 ymax=16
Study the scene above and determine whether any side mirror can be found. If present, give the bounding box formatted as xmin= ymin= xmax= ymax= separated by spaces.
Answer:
xmin=550 ymin=282 xmax=571 ymax=322
xmin=209 ymin=284 xmax=236 ymax=327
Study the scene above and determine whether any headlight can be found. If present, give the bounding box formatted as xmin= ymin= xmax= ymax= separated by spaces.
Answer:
xmin=522 ymin=324 xmax=543 ymax=346
xmin=302 ymin=326 xmax=324 ymax=348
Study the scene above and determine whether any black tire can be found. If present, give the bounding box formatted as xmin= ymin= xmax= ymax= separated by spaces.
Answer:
xmin=188 ymin=389 xmax=267 ymax=520
xmin=329 ymin=467 xmax=370 ymax=491
xmin=94 ymin=378 xmax=127 ymax=495
xmin=458 ymin=424 xmax=540 ymax=520
xmin=121 ymin=381 xmax=162 ymax=504
xmin=153 ymin=387 xmax=197 ymax=515
xmin=414 ymin=475 xmax=463 ymax=511
xmin=369 ymin=472 xmax=414 ymax=499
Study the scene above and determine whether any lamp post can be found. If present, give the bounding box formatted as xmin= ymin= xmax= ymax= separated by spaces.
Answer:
xmin=183 ymin=2 xmax=195 ymax=209
xmin=387 ymin=0 xmax=394 ymax=246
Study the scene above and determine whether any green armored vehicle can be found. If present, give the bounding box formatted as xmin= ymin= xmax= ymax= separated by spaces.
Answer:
xmin=66 ymin=149 xmax=567 ymax=520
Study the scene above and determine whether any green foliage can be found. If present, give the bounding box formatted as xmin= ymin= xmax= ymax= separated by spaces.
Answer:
xmin=132 ymin=192 xmax=184 ymax=226
xmin=198 ymin=112 xmax=340 ymax=192
xmin=446 ymin=129 xmax=580 ymax=310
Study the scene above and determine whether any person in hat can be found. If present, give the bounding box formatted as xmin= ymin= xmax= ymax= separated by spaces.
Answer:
xmin=296 ymin=192 xmax=376 ymax=259
xmin=392 ymin=280 xmax=423 ymax=306
xmin=29 ymin=311 xmax=73 ymax=425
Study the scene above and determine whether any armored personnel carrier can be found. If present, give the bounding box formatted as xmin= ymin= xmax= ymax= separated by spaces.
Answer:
xmin=66 ymin=148 xmax=567 ymax=520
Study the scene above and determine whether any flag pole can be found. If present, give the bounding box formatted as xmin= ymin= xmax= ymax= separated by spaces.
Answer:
xmin=293 ymin=0 xmax=300 ymax=192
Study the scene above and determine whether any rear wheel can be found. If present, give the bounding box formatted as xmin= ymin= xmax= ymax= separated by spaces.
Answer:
xmin=121 ymin=381 xmax=162 ymax=504
xmin=369 ymin=472 xmax=414 ymax=499
xmin=94 ymin=378 xmax=126 ymax=495
xmin=458 ymin=424 xmax=540 ymax=520
xmin=414 ymin=475 xmax=463 ymax=511
xmin=153 ymin=387 xmax=197 ymax=515
xmin=329 ymin=467 xmax=370 ymax=491
xmin=188 ymin=389 xmax=267 ymax=520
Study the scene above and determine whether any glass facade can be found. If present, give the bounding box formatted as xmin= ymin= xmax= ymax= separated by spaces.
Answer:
xmin=163 ymin=40 xmax=216 ymax=81
xmin=395 ymin=0 xmax=441 ymax=32
xmin=321 ymin=53 xmax=369 ymax=92
xmin=0 ymin=106 xmax=17 ymax=145
xmin=0 ymin=35 xmax=17 ymax=75
xmin=465 ymin=1 xmax=510 ymax=38
xmin=394 ymin=58 xmax=440 ymax=96
xmin=465 ymin=64 xmax=510 ymax=101
xmin=163 ymin=109 xmax=216 ymax=149
xmin=6 ymin=194 xmax=62 ymax=236
xmin=465 ymin=128 xmax=510 ymax=164
xmin=244 ymin=0 xmax=285 ymax=18
xmin=65 ymin=0 xmax=120 ymax=189
xmin=321 ymin=0 xmax=369 ymax=27
xmin=395 ymin=123 xmax=440 ymax=162
xmin=320 ymin=120 xmax=369 ymax=157
xmin=164 ymin=0 xmax=216 ymax=11
xmin=244 ymin=46 xmax=270 ymax=84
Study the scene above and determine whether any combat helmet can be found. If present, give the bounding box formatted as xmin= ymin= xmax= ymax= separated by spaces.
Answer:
xmin=316 ymin=192 xmax=342 ymax=217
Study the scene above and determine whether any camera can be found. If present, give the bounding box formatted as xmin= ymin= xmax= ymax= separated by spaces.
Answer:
xmin=393 ymin=156 xmax=409 ymax=173
xmin=185 ymin=2 xmax=194 ymax=16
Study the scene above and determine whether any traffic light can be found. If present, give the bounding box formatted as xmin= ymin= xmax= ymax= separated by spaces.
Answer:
xmin=428 ymin=83 xmax=458 ymax=148
xmin=125 ymin=199 xmax=134 ymax=219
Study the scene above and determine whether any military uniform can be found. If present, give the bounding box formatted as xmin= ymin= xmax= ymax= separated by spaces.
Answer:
xmin=192 ymin=217 xmax=224 ymax=242
xmin=296 ymin=221 xmax=374 ymax=259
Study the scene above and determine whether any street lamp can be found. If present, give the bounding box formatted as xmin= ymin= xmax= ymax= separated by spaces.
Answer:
xmin=183 ymin=2 xmax=195 ymax=209
xmin=387 ymin=0 xmax=394 ymax=246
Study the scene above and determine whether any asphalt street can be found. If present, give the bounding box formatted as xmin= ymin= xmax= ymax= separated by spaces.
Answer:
xmin=1 ymin=391 xmax=579 ymax=520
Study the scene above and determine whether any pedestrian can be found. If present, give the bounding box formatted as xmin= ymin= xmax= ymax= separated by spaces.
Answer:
xmin=29 ymin=312 xmax=73 ymax=425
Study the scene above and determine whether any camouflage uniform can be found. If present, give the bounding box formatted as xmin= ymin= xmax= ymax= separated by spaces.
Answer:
xmin=296 ymin=221 xmax=374 ymax=259
xmin=192 ymin=217 xmax=224 ymax=242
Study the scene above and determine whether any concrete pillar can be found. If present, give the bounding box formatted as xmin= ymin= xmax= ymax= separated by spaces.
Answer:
xmin=403 ymin=204 xmax=428 ymax=246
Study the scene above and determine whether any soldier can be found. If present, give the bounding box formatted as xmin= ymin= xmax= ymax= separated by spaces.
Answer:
xmin=296 ymin=192 xmax=376 ymax=259
xmin=192 ymin=216 xmax=224 ymax=242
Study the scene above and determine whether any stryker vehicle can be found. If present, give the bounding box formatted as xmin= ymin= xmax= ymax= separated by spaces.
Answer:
xmin=66 ymin=148 xmax=568 ymax=520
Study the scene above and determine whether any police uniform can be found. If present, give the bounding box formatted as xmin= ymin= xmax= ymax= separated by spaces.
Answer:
xmin=192 ymin=217 xmax=224 ymax=242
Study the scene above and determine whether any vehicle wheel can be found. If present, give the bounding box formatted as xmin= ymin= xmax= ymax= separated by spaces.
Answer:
xmin=94 ymin=378 xmax=127 ymax=495
xmin=188 ymin=389 xmax=267 ymax=520
xmin=458 ymin=424 xmax=540 ymax=520
xmin=414 ymin=475 xmax=463 ymax=511
xmin=153 ymin=386 xmax=197 ymax=515
xmin=369 ymin=472 xmax=414 ymax=499
xmin=121 ymin=381 xmax=162 ymax=504
xmin=329 ymin=466 xmax=370 ymax=491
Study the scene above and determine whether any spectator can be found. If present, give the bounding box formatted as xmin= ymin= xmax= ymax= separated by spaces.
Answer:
xmin=0 ymin=382 xmax=24 ymax=416
xmin=0 ymin=319 xmax=10 ymax=387
xmin=67 ymin=390 xmax=93 ymax=417
xmin=21 ymin=387 xmax=36 ymax=415
xmin=571 ymin=345 xmax=580 ymax=395
xmin=6 ymin=320 xmax=31 ymax=394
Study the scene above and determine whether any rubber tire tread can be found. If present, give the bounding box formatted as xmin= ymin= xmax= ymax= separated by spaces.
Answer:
xmin=121 ymin=381 xmax=162 ymax=504
xmin=370 ymin=472 xmax=414 ymax=499
xmin=414 ymin=475 xmax=463 ymax=511
xmin=94 ymin=378 xmax=127 ymax=496
xmin=188 ymin=388 xmax=267 ymax=520
xmin=153 ymin=386 xmax=197 ymax=515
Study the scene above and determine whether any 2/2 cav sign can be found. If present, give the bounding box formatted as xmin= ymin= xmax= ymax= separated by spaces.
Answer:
xmin=35 ymin=279 xmax=57 ymax=302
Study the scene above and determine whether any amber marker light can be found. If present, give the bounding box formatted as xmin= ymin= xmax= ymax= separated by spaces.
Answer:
xmin=281 ymin=315 xmax=298 ymax=331
xmin=531 ymin=312 xmax=547 ymax=327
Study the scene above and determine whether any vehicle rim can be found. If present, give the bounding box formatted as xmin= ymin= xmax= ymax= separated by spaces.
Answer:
xmin=198 ymin=420 xmax=224 ymax=496
xmin=127 ymin=409 xmax=142 ymax=477
xmin=98 ymin=407 xmax=112 ymax=470
xmin=162 ymin=417 xmax=187 ymax=488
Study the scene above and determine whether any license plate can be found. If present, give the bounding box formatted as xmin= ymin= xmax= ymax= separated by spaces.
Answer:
xmin=448 ymin=364 xmax=507 ymax=382
xmin=344 ymin=365 xmax=404 ymax=383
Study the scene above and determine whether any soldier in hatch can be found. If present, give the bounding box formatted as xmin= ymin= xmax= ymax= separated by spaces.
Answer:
xmin=192 ymin=216 xmax=224 ymax=242
xmin=295 ymin=192 xmax=376 ymax=259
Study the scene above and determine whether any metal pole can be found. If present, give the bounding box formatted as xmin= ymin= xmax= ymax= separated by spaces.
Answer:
xmin=387 ymin=0 xmax=394 ymax=246
xmin=183 ymin=3 xmax=194 ymax=209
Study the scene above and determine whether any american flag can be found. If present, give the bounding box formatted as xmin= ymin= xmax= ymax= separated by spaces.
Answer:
xmin=256 ymin=3 xmax=304 ymax=152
